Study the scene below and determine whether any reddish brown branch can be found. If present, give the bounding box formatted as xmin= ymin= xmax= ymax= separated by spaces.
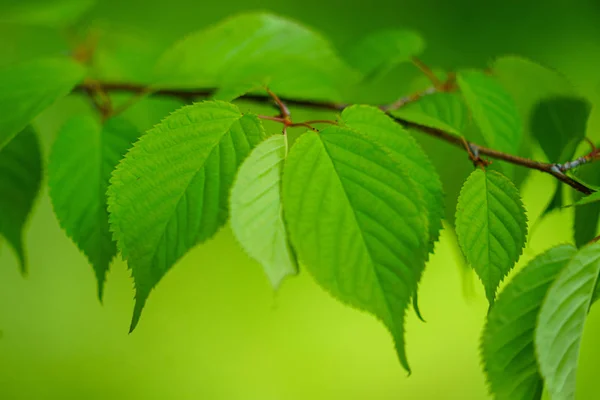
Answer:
xmin=73 ymin=81 xmax=596 ymax=195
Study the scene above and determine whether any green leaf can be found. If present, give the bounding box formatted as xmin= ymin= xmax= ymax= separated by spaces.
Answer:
xmin=230 ymin=134 xmax=298 ymax=289
xmin=0 ymin=0 xmax=96 ymax=28
xmin=282 ymin=126 xmax=429 ymax=373
xmin=48 ymin=115 xmax=140 ymax=300
xmin=108 ymin=101 xmax=265 ymax=331
xmin=154 ymin=12 xmax=356 ymax=100
xmin=344 ymin=29 xmax=424 ymax=80
xmin=458 ymin=70 xmax=522 ymax=178
xmin=531 ymin=97 xmax=591 ymax=164
xmin=481 ymin=244 xmax=576 ymax=400
xmin=455 ymin=169 xmax=528 ymax=304
xmin=492 ymin=56 xmax=576 ymax=189
xmin=391 ymin=92 xmax=468 ymax=136
xmin=0 ymin=126 xmax=42 ymax=274
xmin=572 ymin=162 xmax=600 ymax=247
xmin=535 ymin=243 xmax=600 ymax=400
xmin=340 ymin=105 xmax=444 ymax=248
xmin=569 ymin=190 xmax=600 ymax=207
xmin=0 ymin=58 xmax=86 ymax=150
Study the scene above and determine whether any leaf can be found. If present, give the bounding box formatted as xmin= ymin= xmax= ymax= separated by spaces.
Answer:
xmin=572 ymin=160 xmax=600 ymax=247
xmin=341 ymin=105 xmax=444 ymax=320
xmin=569 ymin=190 xmax=600 ymax=208
xmin=108 ymin=101 xmax=265 ymax=331
xmin=0 ymin=0 xmax=96 ymax=27
xmin=455 ymin=169 xmax=528 ymax=304
xmin=535 ymin=242 xmax=600 ymax=400
xmin=391 ymin=92 xmax=468 ymax=136
xmin=340 ymin=105 xmax=443 ymax=248
xmin=481 ymin=244 xmax=576 ymax=400
xmin=492 ymin=56 xmax=576 ymax=189
xmin=0 ymin=58 xmax=86 ymax=150
xmin=48 ymin=115 xmax=140 ymax=300
xmin=230 ymin=134 xmax=298 ymax=289
xmin=344 ymin=29 xmax=425 ymax=80
xmin=531 ymin=97 xmax=590 ymax=163
xmin=154 ymin=12 xmax=356 ymax=100
xmin=282 ymin=126 xmax=429 ymax=373
xmin=458 ymin=70 xmax=522 ymax=178
xmin=0 ymin=126 xmax=42 ymax=274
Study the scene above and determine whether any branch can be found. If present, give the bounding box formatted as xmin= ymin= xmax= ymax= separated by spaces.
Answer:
xmin=73 ymin=81 xmax=596 ymax=195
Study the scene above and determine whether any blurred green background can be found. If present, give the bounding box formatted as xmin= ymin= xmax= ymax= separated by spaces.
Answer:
xmin=1 ymin=0 xmax=600 ymax=398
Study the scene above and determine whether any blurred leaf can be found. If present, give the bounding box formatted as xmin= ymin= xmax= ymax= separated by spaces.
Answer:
xmin=569 ymin=190 xmax=600 ymax=207
xmin=0 ymin=127 xmax=42 ymax=274
xmin=481 ymin=244 xmax=576 ymax=400
xmin=455 ymin=169 xmax=528 ymax=304
xmin=344 ymin=29 xmax=424 ymax=80
xmin=153 ymin=12 xmax=357 ymax=101
xmin=282 ymin=127 xmax=429 ymax=373
xmin=572 ymin=163 xmax=600 ymax=247
xmin=391 ymin=92 xmax=467 ymax=136
xmin=492 ymin=56 xmax=576 ymax=187
xmin=531 ymin=97 xmax=591 ymax=163
xmin=0 ymin=0 xmax=95 ymax=28
xmin=230 ymin=135 xmax=298 ymax=289
xmin=0 ymin=58 xmax=86 ymax=150
xmin=536 ymin=242 xmax=600 ymax=400
xmin=48 ymin=115 xmax=140 ymax=300
xmin=458 ymin=70 xmax=522 ymax=179
xmin=108 ymin=101 xmax=265 ymax=331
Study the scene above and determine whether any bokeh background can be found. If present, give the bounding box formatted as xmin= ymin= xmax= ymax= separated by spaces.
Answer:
xmin=1 ymin=0 xmax=600 ymax=398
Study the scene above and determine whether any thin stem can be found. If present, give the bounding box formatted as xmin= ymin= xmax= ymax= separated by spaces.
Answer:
xmin=73 ymin=80 xmax=596 ymax=194
xmin=412 ymin=57 xmax=442 ymax=87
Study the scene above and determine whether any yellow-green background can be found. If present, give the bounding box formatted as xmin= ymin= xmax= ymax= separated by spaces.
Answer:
xmin=1 ymin=0 xmax=600 ymax=398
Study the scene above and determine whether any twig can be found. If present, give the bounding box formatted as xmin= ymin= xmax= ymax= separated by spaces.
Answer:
xmin=72 ymin=81 xmax=596 ymax=194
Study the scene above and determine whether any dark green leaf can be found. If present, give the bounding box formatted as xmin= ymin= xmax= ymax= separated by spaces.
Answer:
xmin=48 ymin=115 xmax=140 ymax=300
xmin=0 ymin=127 xmax=42 ymax=274
xmin=0 ymin=58 xmax=86 ymax=150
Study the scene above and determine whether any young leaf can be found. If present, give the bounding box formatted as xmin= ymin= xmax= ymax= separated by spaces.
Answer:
xmin=0 ymin=126 xmax=42 ymax=274
xmin=48 ymin=115 xmax=140 ymax=300
xmin=0 ymin=58 xmax=86 ymax=150
xmin=455 ymin=169 xmax=528 ymax=304
xmin=536 ymin=243 xmax=600 ymax=400
xmin=108 ymin=101 xmax=265 ymax=331
xmin=230 ymin=134 xmax=298 ymax=289
xmin=530 ymin=97 xmax=591 ymax=164
xmin=344 ymin=29 xmax=424 ymax=80
xmin=391 ymin=92 xmax=468 ymax=136
xmin=340 ymin=105 xmax=444 ymax=248
xmin=282 ymin=126 xmax=429 ymax=373
xmin=154 ymin=12 xmax=356 ymax=100
xmin=481 ymin=244 xmax=577 ymax=400
xmin=458 ymin=70 xmax=522 ymax=178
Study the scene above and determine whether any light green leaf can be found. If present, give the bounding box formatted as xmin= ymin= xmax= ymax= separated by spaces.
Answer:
xmin=536 ymin=243 xmax=600 ymax=400
xmin=482 ymin=245 xmax=577 ymax=400
xmin=391 ymin=92 xmax=468 ymax=136
xmin=0 ymin=126 xmax=42 ymax=274
xmin=455 ymin=169 xmax=528 ymax=304
xmin=108 ymin=101 xmax=265 ymax=331
xmin=569 ymin=190 xmax=600 ymax=208
xmin=154 ymin=12 xmax=356 ymax=100
xmin=48 ymin=115 xmax=140 ymax=300
xmin=341 ymin=105 xmax=443 ymax=248
xmin=0 ymin=58 xmax=86 ymax=150
xmin=344 ymin=29 xmax=424 ymax=80
xmin=0 ymin=0 xmax=96 ymax=27
xmin=230 ymin=134 xmax=298 ymax=289
xmin=282 ymin=126 xmax=429 ymax=373
xmin=458 ymin=70 xmax=522 ymax=178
